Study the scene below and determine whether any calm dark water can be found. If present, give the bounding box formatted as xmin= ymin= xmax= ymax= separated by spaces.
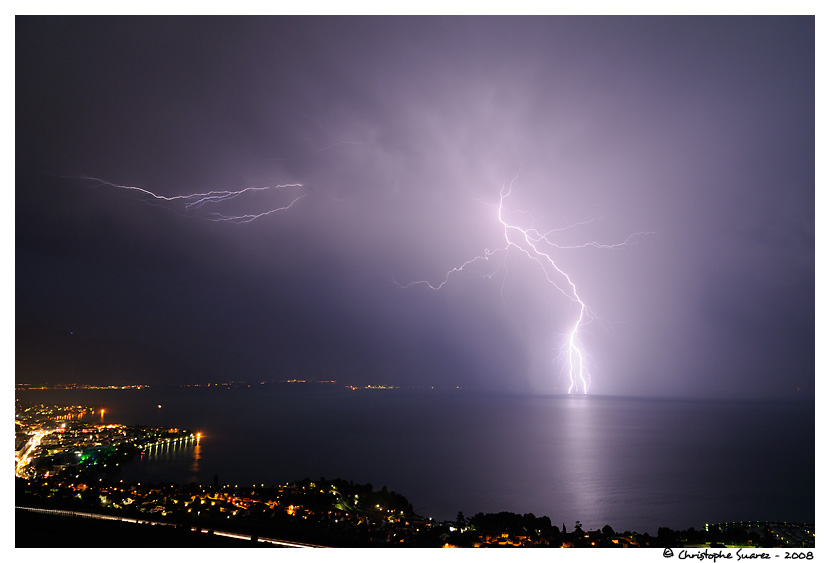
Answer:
xmin=17 ymin=388 xmax=814 ymax=534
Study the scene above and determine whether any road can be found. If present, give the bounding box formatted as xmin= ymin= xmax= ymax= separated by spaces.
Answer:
xmin=15 ymin=506 xmax=328 ymax=548
xmin=15 ymin=429 xmax=53 ymax=478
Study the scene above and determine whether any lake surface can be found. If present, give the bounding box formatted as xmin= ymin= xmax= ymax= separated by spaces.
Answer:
xmin=17 ymin=387 xmax=814 ymax=534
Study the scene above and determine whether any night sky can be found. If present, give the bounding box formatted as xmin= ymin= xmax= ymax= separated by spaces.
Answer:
xmin=16 ymin=16 xmax=815 ymax=399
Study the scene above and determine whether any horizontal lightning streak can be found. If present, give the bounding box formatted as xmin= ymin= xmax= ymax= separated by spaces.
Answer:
xmin=76 ymin=176 xmax=305 ymax=223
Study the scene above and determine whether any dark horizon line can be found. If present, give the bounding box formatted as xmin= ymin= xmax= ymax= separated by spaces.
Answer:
xmin=15 ymin=382 xmax=815 ymax=403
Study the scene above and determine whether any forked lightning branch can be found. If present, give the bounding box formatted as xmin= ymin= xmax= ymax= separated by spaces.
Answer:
xmin=394 ymin=174 xmax=652 ymax=394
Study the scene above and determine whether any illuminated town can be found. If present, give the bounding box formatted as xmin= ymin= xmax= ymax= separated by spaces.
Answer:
xmin=15 ymin=401 xmax=197 ymax=480
xmin=15 ymin=400 xmax=814 ymax=548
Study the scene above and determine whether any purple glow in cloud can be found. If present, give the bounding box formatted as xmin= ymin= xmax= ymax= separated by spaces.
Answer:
xmin=16 ymin=17 xmax=813 ymax=397
xmin=394 ymin=172 xmax=654 ymax=393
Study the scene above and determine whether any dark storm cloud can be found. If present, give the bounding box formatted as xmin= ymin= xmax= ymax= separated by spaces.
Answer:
xmin=16 ymin=16 xmax=814 ymax=398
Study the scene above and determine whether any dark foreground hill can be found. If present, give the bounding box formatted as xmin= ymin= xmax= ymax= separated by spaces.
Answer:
xmin=16 ymin=509 xmax=272 ymax=548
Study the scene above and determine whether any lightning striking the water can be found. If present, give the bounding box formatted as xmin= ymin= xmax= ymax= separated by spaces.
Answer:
xmin=75 ymin=171 xmax=646 ymax=393
xmin=395 ymin=174 xmax=652 ymax=394
xmin=77 ymin=176 xmax=305 ymax=223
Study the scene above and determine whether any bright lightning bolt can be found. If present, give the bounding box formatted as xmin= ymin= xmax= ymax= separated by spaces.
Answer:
xmin=76 ymin=176 xmax=305 ymax=223
xmin=394 ymin=173 xmax=653 ymax=394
